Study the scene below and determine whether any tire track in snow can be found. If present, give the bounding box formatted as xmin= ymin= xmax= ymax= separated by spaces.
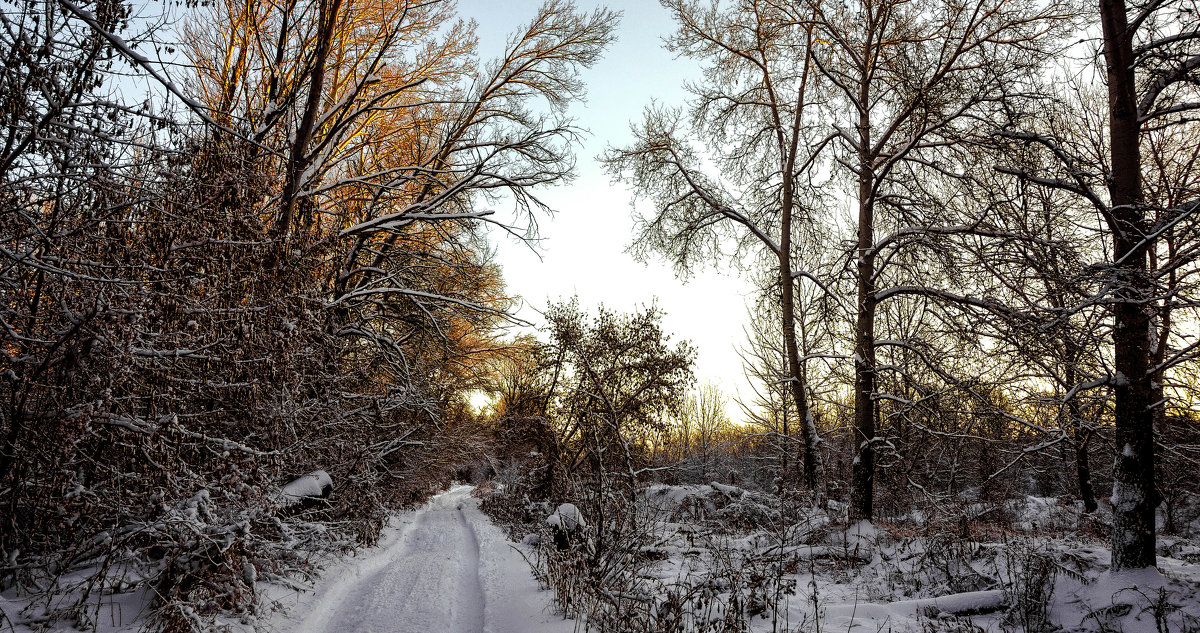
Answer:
xmin=455 ymin=506 xmax=485 ymax=633
xmin=294 ymin=488 xmax=487 ymax=633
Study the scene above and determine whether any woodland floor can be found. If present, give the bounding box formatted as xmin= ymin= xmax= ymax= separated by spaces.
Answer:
xmin=5 ymin=484 xmax=1200 ymax=633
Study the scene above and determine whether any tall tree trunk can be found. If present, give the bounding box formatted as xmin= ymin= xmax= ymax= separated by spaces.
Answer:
xmin=1100 ymin=0 xmax=1158 ymax=570
xmin=767 ymin=19 xmax=824 ymax=502
xmin=780 ymin=181 xmax=824 ymax=500
xmin=850 ymin=71 xmax=877 ymax=522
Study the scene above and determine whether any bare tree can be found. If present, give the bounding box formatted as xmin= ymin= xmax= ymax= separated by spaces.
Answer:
xmin=738 ymin=298 xmax=800 ymax=482
xmin=604 ymin=0 xmax=832 ymax=500
xmin=994 ymin=0 xmax=1200 ymax=569
xmin=736 ymin=259 xmax=840 ymax=488
xmin=807 ymin=0 xmax=1066 ymax=521
xmin=678 ymin=382 xmax=732 ymax=478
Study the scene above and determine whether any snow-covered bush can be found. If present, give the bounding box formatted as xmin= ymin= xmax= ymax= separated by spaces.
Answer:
xmin=545 ymin=502 xmax=586 ymax=547
xmin=485 ymin=475 xmax=817 ymax=632
xmin=638 ymin=483 xmax=782 ymax=531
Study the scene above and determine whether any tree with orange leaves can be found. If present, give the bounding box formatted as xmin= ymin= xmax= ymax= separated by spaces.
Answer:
xmin=0 ymin=1 xmax=616 ymax=628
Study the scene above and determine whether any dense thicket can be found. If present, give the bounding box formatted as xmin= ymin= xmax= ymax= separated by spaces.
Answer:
xmin=0 ymin=0 xmax=614 ymax=628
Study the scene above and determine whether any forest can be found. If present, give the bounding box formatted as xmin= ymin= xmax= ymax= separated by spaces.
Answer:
xmin=1 ymin=0 xmax=1200 ymax=631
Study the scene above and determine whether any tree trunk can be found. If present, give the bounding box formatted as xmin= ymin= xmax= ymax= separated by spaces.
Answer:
xmin=772 ymin=25 xmax=825 ymax=501
xmin=850 ymin=73 xmax=877 ymax=522
xmin=780 ymin=187 xmax=824 ymax=500
xmin=1074 ymin=425 xmax=1098 ymax=514
xmin=1064 ymin=364 xmax=1099 ymax=513
xmin=276 ymin=0 xmax=343 ymax=239
xmin=1100 ymin=0 xmax=1158 ymax=570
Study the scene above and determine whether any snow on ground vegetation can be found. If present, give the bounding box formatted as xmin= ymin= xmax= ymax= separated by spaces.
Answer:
xmin=5 ymin=481 xmax=1197 ymax=633
xmin=482 ymin=481 xmax=1200 ymax=633
xmin=0 ymin=486 xmax=570 ymax=633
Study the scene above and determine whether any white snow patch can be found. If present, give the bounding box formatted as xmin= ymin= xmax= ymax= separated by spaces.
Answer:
xmin=546 ymin=503 xmax=585 ymax=531
xmin=281 ymin=470 xmax=332 ymax=500
xmin=1112 ymin=480 xmax=1143 ymax=513
xmin=845 ymin=519 xmax=877 ymax=550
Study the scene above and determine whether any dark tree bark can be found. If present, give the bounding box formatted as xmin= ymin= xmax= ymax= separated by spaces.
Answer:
xmin=1101 ymin=0 xmax=1159 ymax=570
xmin=1075 ymin=426 xmax=1098 ymax=514
xmin=850 ymin=79 xmax=877 ymax=521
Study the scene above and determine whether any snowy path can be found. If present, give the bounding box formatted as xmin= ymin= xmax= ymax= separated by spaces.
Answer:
xmin=278 ymin=485 xmax=573 ymax=633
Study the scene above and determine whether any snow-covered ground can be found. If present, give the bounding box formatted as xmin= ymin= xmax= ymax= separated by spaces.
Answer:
xmin=269 ymin=484 xmax=571 ymax=633
xmin=497 ymin=482 xmax=1200 ymax=633
xmin=0 ymin=486 xmax=572 ymax=633
xmin=5 ymin=482 xmax=1199 ymax=633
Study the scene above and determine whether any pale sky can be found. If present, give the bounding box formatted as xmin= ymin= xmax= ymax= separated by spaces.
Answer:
xmin=457 ymin=0 xmax=759 ymax=412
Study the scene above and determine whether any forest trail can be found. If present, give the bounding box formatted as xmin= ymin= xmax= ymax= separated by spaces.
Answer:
xmin=282 ymin=485 xmax=571 ymax=633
